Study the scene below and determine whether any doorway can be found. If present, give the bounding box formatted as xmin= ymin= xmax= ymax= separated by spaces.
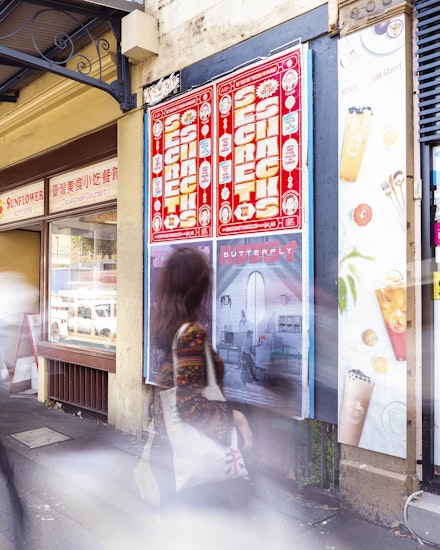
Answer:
xmin=0 ymin=228 xmax=41 ymax=382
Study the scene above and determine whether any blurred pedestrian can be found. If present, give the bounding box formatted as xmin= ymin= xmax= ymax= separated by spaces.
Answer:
xmin=0 ymin=438 xmax=24 ymax=550
xmin=150 ymin=246 xmax=253 ymax=533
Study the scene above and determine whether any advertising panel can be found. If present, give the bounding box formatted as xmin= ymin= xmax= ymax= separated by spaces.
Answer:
xmin=146 ymin=242 xmax=213 ymax=384
xmin=145 ymin=44 xmax=310 ymax=418
xmin=148 ymin=85 xmax=215 ymax=243
xmin=338 ymin=17 xmax=407 ymax=457
xmin=433 ymin=146 xmax=440 ymax=472
xmin=215 ymin=47 xmax=304 ymax=237
xmin=216 ymin=234 xmax=307 ymax=418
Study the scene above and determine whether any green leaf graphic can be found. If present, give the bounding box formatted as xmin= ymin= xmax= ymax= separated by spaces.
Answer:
xmin=338 ymin=276 xmax=347 ymax=314
xmin=347 ymin=274 xmax=357 ymax=304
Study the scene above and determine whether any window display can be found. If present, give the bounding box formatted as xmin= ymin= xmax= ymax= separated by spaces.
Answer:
xmin=49 ymin=210 xmax=117 ymax=351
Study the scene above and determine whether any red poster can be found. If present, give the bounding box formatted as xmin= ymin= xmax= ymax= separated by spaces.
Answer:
xmin=215 ymin=46 xmax=304 ymax=237
xmin=148 ymin=85 xmax=215 ymax=243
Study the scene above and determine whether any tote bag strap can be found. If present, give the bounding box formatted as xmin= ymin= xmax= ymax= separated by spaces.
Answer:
xmin=172 ymin=323 xmax=217 ymax=387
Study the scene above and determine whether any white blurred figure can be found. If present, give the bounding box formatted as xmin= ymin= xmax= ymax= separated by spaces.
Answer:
xmin=0 ymin=346 xmax=8 ymax=380
xmin=0 ymin=272 xmax=39 ymax=372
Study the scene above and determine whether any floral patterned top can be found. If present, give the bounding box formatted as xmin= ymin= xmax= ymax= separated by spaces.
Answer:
xmin=153 ymin=322 xmax=234 ymax=446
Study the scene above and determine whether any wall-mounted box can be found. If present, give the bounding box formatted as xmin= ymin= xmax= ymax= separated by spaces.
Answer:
xmin=121 ymin=10 xmax=159 ymax=63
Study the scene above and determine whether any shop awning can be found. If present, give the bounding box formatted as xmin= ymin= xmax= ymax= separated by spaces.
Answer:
xmin=0 ymin=0 xmax=143 ymax=111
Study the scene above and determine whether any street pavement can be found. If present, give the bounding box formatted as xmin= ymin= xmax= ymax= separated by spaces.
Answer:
xmin=0 ymin=381 xmax=431 ymax=549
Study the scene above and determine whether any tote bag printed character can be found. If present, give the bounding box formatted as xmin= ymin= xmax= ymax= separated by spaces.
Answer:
xmin=160 ymin=326 xmax=248 ymax=491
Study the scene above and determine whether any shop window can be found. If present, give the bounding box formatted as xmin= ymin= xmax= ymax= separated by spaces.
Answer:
xmin=49 ymin=210 xmax=117 ymax=351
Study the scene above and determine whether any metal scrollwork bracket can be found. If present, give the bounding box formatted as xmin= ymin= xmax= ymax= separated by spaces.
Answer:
xmin=0 ymin=4 xmax=136 ymax=112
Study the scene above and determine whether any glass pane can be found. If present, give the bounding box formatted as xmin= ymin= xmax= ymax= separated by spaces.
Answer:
xmin=49 ymin=210 xmax=117 ymax=351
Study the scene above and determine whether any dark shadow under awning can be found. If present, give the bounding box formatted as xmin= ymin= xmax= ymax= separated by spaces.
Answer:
xmin=0 ymin=0 xmax=143 ymax=111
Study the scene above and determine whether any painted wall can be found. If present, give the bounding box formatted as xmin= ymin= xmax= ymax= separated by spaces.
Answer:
xmin=108 ymin=95 xmax=145 ymax=433
xmin=0 ymin=230 xmax=40 ymax=368
xmin=143 ymin=0 xmax=326 ymax=80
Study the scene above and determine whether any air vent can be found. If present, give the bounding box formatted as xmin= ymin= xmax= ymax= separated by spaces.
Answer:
xmin=416 ymin=0 xmax=440 ymax=143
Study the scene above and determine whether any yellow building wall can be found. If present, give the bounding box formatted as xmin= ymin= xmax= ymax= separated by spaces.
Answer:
xmin=0 ymin=229 xmax=40 ymax=369
xmin=0 ymin=229 xmax=40 ymax=290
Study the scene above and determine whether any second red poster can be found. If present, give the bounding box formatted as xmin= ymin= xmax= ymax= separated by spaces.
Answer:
xmin=215 ymin=46 xmax=304 ymax=237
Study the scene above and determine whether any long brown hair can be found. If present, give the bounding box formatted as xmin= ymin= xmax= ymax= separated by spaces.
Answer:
xmin=152 ymin=247 xmax=211 ymax=351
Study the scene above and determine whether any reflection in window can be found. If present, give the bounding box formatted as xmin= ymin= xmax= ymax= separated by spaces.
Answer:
xmin=48 ymin=210 xmax=117 ymax=351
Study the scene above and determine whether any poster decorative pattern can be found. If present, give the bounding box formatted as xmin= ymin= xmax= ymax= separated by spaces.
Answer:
xmin=337 ymin=17 xmax=407 ymax=457
xmin=145 ymin=44 xmax=310 ymax=418
xmin=215 ymin=48 xmax=304 ymax=237
xmin=148 ymin=85 xmax=215 ymax=243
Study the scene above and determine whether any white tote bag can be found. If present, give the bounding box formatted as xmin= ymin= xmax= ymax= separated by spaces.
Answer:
xmin=160 ymin=325 xmax=248 ymax=492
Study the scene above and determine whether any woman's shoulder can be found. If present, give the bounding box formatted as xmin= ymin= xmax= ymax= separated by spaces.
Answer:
xmin=178 ymin=322 xmax=207 ymax=347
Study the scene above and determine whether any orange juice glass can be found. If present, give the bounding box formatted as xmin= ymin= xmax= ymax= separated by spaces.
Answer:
xmin=339 ymin=107 xmax=373 ymax=182
xmin=375 ymin=279 xmax=406 ymax=361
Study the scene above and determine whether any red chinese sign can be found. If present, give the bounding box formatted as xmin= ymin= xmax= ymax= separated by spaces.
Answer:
xmin=49 ymin=158 xmax=118 ymax=213
xmin=148 ymin=85 xmax=215 ymax=243
xmin=216 ymin=46 xmax=304 ymax=237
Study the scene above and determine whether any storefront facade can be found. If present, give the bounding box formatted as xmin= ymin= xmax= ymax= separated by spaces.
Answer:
xmin=3 ymin=0 xmax=440 ymax=532
xmin=0 ymin=2 xmax=146 ymax=433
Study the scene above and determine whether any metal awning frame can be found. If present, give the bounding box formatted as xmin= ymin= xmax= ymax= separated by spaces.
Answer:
xmin=0 ymin=0 xmax=137 ymax=111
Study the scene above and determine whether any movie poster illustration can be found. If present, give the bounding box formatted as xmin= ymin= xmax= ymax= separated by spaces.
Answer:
xmin=216 ymin=234 xmax=308 ymax=418
xmin=145 ymin=241 xmax=213 ymax=382
xmin=148 ymin=84 xmax=215 ymax=243
xmin=215 ymin=45 xmax=306 ymax=238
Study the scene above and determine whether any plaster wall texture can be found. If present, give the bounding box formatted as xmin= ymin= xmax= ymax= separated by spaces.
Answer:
xmin=108 ymin=104 xmax=145 ymax=435
xmin=340 ymin=458 xmax=419 ymax=527
xmin=143 ymin=0 xmax=326 ymax=81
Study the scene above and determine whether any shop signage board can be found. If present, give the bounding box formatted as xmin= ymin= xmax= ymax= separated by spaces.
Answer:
xmin=337 ymin=17 xmax=407 ymax=457
xmin=9 ymin=313 xmax=40 ymax=394
xmin=49 ymin=158 xmax=118 ymax=214
xmin=145 ymin=44 xmax=311 ymax=419
xmin=0 ymin=181 xmax=44 ymax=225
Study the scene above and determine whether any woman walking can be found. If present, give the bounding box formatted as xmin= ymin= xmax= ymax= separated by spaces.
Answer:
xmin=150 ymin=246 xmax=253 ymax=537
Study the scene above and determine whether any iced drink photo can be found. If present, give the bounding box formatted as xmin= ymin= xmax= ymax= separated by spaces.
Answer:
xmin=339 ymin=106 xmax=373 ymax=182
xmin=339 ymin=369 xmax=374 ymax=446
xmin=375 ymin=271 xmax=406 ymax=361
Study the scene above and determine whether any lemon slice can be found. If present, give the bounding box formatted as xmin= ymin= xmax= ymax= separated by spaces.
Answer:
xmin=373 ymin=355 xmax=389 ymax=374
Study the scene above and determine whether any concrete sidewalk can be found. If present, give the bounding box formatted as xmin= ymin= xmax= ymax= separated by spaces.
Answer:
xmin=0 ymin=383 xmax=430 ymax=549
